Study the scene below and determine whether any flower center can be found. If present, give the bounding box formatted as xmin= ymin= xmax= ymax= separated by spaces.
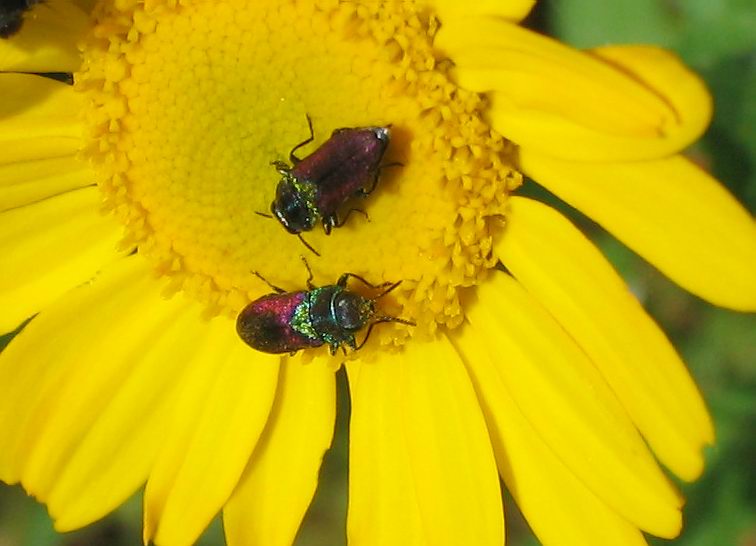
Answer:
xmin=77 ymin=0 xmax=520 ymax=351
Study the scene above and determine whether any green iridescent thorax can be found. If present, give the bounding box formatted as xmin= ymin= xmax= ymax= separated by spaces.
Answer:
xmin=319 ymin=330 xmax=353 ymax=348
xmin=290 ymin=291 xmax=320 ymax=340
xmin=287 ymin=172 xmax=321 ymax=218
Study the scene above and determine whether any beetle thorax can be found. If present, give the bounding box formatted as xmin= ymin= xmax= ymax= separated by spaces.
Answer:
xmin=271 ymin=175 xmax=319 ymax=233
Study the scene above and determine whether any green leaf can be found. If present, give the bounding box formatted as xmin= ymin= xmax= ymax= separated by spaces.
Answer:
xmin=546 ymin=0 xmax=676 ymax=48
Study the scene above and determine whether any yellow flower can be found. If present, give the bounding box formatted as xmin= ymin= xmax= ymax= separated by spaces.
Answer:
xmin=1 ymin=1 xmax=754 ymax=546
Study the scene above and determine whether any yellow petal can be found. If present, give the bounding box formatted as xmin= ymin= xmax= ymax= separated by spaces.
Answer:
xmin=0 ymin=73 xmax=82 ymax=138
xmin=0 ymin=256 xmax=159 ymax=486
xmin=346 ymin=337 xmax=503 ymax=546
xmin=467 ymin=273 xmax=682 ymax=537
xmin=223 ymin=356 xmax=336 ymax=546
xmin=0 ymin=136 xmax=80 ymax=163
xmin=497 ymin=196 xmax=713 ymax=480
xmin=591 ymin=44 xmax=711 ymax=150
xmin=452 ymin=328 xmax=651 ymax=546
xmin=520 ymin=151 xmax=756 ymax=311
xmin=346 ymin=360 xmax=423 ymax=546
xmin=0 ymin=156 xmax=94 ymax=212
xmin=143 ymin=328 xmax=280 ymax=546
xmin=48 ymin=296 xmax=215 ymax=531
xmin=0 ymin=187 xmax=123 ymax=334
xmin=0 ymin=0 xmax=88 ymax=73
xmin=436 ymin=19 xmax=710 ymax=160
xmin=430 ymin=0 xmax=535 ymax=22
xmin=0 ymin=73 xmax=82 ymax=164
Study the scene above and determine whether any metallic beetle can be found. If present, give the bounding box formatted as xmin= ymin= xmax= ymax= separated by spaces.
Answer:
xmin=237 ymin=261 xmax=413 ymax=355
xmin=269 ymin=116 xmax=392 ymax=236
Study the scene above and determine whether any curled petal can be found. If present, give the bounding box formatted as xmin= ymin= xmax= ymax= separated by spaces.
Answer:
xmin=436 ymin=19 xmax=711 ymax=160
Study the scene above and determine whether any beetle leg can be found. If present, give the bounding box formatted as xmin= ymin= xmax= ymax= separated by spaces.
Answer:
xmin=300 ymin=256 xmax=316 ymax=289
xmin=380 ymin=160 xmax=404 ymax=171
xmin=322 ymin=214 xmax=336 ymax=235
xmin=252 ymin=270 xmax=286 ymax=294
xmin=355 ymin=323 xmax=377 ymax=351
xmin=289 ymin=114 xmax=315 ymax=164
xmin=358 ymin=161 xmax=403 ymax=197
xmin=334 ymin=208 xmax=369 ymax=229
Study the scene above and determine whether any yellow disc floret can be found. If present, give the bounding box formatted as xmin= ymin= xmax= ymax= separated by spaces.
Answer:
xmin=77 ymin=0 xmax=521 ymax=352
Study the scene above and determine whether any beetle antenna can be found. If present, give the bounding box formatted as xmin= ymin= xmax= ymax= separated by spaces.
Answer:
xmin=355 ymin=316 xmax=416 ymax=351
xmin=252 ymin=270 xmax=286 ymax=294
xmin=256 ymin=211 xmax=320 ymax=255
xmin=297 ymin=234 xmax=321 ymax=257
xmin=299 ymin=256 xmax=316 ymax=289
xmin=374 ymin=316 xmax=416 ymax=327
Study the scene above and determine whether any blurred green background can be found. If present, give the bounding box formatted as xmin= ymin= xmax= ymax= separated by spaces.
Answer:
xmin=1 ymin=0 xmax=754 ymax=545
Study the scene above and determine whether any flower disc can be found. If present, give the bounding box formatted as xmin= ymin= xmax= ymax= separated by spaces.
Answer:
xmin=78 ymin=0 xmax=520 ymax=351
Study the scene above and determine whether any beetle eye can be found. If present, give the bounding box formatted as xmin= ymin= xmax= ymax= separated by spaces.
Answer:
xmin=273 ymin=181 xmax=313 ymax=233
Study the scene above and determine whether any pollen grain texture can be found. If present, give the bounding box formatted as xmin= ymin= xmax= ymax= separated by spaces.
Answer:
xmin=77 ymin=0 xmax=520 ymax=352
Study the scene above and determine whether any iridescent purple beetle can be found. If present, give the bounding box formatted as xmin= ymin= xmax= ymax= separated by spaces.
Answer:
xmin=236 ymin=259 xmax=414 ymax=355
xmin=268 ymin=116 xmax=392 ymax=237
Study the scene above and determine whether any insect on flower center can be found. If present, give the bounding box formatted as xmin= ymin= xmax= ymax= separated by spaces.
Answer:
xmin=77 ymin=0 xmax=521 ymax=354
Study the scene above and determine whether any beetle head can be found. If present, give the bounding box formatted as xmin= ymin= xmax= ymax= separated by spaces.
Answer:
xmin=271 ymin=179 xmax=317 ymax=234
xmin=333 ymin=291 xmax=374 ymax=333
